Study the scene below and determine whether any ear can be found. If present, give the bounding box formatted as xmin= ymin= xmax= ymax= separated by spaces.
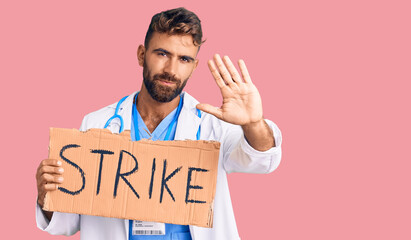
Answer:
xmin=137 ymin=45 xmax=145 ymax=67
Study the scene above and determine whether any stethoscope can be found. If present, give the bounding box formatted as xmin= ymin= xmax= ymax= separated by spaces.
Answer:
xmin=104 ymin=93 xmax=201 ymax=141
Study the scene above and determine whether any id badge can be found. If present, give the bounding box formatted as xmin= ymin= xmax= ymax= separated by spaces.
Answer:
xmin=132 ymin=220 xmax=166 ymax=235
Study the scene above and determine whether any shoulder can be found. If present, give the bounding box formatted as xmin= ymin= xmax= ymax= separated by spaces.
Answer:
xmin=78 ymin=91 xmax=136 ymax=131
xmin=80 ymin=102 xmax=117 ymax=131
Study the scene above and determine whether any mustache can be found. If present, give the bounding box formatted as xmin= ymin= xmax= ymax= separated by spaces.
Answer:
xmin=153 ymin=72 xmax=180 ymax=83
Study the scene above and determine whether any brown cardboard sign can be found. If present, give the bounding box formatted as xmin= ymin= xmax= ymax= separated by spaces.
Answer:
xmin=43 ymin=128 xmax=220 ymax=228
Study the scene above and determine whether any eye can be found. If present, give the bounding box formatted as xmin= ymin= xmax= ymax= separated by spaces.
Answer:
xmin=157 ymin=52 xmax=167 ymax=57
xmin=180 ymin=56 xmax=191 ymax=63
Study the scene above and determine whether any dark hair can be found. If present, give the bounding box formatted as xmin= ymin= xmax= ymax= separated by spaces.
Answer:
xmin=144 ymin=7 xmax=204 ymax=49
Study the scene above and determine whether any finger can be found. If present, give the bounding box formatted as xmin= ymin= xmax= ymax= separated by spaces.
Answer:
xmin=42 ymin=183 xmax=60 ymax=191
xmin=208 ymin=60 xmax=226 ymax=88
xmin=39 ymin=173 xmax=64 ymax=185
xmin=214 ymin=54 xmax=236 ymax=87
xmin=38 ymin=165 xmax=64 ymax=177
xmin=238 ymin=59 xmax=252 ymax=83
xmin=196 ymin=103 xmax=223 ymax=120
xmin=37 ymin=159 xmax=62 ymax=178
xmin=39 ymin=159 xmax=62 ymax=169
xmin=222 ymin=56 xmax=242 ymax=83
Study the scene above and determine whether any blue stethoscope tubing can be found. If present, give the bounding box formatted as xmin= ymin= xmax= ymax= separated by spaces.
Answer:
xmin=103 ymin=95 xmax=129 ymax=133
xmin=104 ymin=94 xmax=201 ymax=140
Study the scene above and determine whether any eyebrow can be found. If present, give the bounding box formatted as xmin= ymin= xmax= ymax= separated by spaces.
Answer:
xmin=153 ymin=48 xmax=195 ymax=62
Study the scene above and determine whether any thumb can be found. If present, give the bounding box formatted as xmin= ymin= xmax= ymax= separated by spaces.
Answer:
xmin=196 ymin=103 xmax=223 ymax=119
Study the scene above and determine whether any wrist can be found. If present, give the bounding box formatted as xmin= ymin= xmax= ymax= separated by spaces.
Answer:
xmin=241 ymin=118 xmax=275 ymax=150
xmin=37 ymin=196 xmax=43 ymax=208
xmin=241 ymin=118 xmax=265 ymax=130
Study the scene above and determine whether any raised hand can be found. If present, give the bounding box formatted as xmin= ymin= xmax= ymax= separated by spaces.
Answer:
xmin=196 ymin=54 xmax=263 ymax=126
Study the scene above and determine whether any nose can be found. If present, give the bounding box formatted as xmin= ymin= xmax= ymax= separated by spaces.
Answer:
xmin=163 ymin=58 xmax=177 ymax=76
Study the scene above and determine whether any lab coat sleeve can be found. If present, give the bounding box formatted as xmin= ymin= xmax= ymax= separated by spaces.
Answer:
xmin=222 ymin=119 xmax=282 ymax=174
xmin=34 ymin=115 xmax=93 ymax=235
xmin=36 ymin=203 xmax=80 ymax=236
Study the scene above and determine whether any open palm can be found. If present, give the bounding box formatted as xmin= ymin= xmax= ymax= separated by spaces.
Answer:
xmin=196 ymin=54 xmax=263 ymax=126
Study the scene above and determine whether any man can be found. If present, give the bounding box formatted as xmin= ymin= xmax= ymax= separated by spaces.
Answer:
xmin=36 ymin=7 xmax=282 ymax=240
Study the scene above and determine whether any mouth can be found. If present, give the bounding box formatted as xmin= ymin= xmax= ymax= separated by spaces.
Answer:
xmin=157 ymin=79 xmax=177 ymax=85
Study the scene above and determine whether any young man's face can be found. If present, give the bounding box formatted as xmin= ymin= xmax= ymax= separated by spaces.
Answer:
xmin=138 ymin=32 xmax=199 ymax=102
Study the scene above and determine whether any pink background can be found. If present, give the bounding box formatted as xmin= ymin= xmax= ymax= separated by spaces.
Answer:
xmin=1 ymin=0 xmax=410 ymax=239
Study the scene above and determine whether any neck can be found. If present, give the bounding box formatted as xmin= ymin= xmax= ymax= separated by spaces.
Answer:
xmin=136 ymin=86 xmax=181 ymax=132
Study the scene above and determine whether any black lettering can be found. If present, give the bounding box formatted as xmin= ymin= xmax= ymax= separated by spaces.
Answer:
xmin=58 ymin=144 xmax=85 ymax=195
xmin=149 ymin=158 xmax=156 ymax=199
xmin=113 ymin=150 xmax=139 ymax=198
xmin=185 ymin=167 xmax=209 ymax=204
xmin=90 ymin=149 xmax=114 ymax=195
xmin=160 ymin=159 xmax=182 ymax=203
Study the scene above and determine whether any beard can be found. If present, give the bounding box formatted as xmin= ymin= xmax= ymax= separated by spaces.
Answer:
xmin=143 ymin=63 xmax=188 ymax=103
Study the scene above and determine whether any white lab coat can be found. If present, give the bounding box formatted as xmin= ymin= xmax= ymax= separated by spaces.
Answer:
xmin=36 ymin=92 xmax=282 ymax=240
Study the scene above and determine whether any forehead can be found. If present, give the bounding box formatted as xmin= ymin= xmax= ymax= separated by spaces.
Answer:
xmin=147 ymin=32 xmax=198 ymax=56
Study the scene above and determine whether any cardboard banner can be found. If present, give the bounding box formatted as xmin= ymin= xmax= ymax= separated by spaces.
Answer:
xmin=44 ymin=128 xmax=220 ymax=228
